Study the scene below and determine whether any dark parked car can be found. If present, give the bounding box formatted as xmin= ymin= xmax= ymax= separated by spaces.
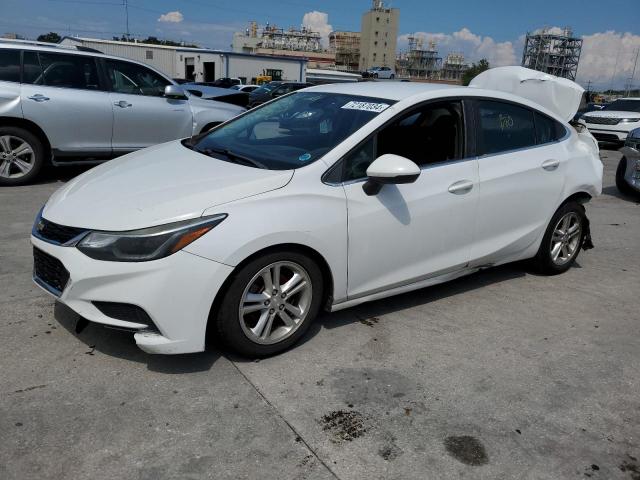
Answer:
xmin=248 ymin=81 xmax=312 ymax=108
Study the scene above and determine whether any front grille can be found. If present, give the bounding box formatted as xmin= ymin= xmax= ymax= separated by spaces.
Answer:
xmin=592 ymin=132 xmax=621 ymax=142
xmin=584 ymin=116 xmax=620 ymax=125
xmin=33 ymin=248 xmax=70 ymax=296
xmin=35 ymin=217 xmax=86 ymax=245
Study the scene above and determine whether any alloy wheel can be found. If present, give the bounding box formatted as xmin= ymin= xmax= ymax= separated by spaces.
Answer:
xmin=0 ymin=135 xmax=36 ymax=179
xmin=550 ymin=212 xmax=582 ymax=266
xmin=238 ymin=261 xmax=313 ymax=345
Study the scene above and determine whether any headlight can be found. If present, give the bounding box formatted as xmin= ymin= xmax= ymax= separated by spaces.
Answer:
xmin=77 ymin=214 xmax=227 ymax=262
xmin=620 ymin=118 xmax=640 ymax=123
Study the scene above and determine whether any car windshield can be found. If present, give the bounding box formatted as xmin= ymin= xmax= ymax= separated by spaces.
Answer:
xmin=252 ymin=83 xmax=279 ymax=95
xmin=189 ymin=91 xmax=394 ymax=170
xmin=603 ymin=100 xmax=640 ymax=113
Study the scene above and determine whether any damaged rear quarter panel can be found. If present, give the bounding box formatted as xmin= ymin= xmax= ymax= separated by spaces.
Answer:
xmin=0 ymin=82 xmax=23 ymax=117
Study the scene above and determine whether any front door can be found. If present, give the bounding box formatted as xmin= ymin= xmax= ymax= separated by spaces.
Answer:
xmin=342 ymin=100 xmax=479 ymax=299
xmin=104 ymin=59 xmax=193 ymax=152
xmin=20 ymin=50 xmax=112 ymax=156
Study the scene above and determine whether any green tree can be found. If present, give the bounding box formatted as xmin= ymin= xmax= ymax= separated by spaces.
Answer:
xmin=37 ymin=32 xmax=62 ymax=44
xmin=462 ymin=58 xmax=490 ymax=86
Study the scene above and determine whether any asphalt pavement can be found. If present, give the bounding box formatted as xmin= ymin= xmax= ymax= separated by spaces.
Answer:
xmin=1 ymin=149 xmax=639 ymax=480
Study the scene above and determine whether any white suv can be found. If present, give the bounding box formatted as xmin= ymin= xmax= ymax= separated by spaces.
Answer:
xmin=580 ymin=98 xmax=640 ymax=143
xmin=0 ymin=41 xmax=245 ymax=185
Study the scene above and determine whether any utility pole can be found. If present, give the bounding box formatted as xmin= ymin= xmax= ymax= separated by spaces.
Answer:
xmin=586 ymin=80 xmax=592 ymax=102
xmin=626 ymin=48 xmax=639 ymax=97
xmin=608 ymin=50 xmax=620 ymax=94
xmin=123 ymin=0 xmax=130 ymax=40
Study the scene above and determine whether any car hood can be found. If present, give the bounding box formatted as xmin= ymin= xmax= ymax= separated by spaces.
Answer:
xmin=43 ymin=141 xmax=293 ymax=231
xmin=582 ymin=111 xmax=640 ymax=119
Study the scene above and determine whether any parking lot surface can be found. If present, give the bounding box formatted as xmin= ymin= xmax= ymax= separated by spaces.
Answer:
xmin=1 ymin=149 xmax=639 ymax=480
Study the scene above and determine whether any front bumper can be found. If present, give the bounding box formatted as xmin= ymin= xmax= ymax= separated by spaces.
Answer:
xmin=583 ymin=122 xmax=640 ymax=142
xmin=31 ymin=236 xmax=233 ymax=354
xmin=620 ymin=146 xmax=640 ymax=193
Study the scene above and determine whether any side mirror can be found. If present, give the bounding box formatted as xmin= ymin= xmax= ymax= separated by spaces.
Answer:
xmin=164 ymin=84 xmax=188 ymax=100
xmin=363 ymin=154 xmax=420 ymax=196
xmin=272 ymin=90 xmax=284 ymax=98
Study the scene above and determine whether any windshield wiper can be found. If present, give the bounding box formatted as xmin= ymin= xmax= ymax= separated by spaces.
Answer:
xmin=200 ymin=147 xmax=267 ymax=169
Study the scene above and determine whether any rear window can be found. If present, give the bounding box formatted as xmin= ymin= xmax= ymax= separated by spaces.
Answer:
xmin=0 ymin=49 xmax=20 ymax=83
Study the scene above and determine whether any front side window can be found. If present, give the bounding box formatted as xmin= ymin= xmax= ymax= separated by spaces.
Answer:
xmin=24 ymin=52 xmax=100 ymax=90
xmin=190 ymin=92 xmax=393 ymax=170
xmin=476 ymin=100 xmax=536 ymax=155
xmin=106 ymin=59 xmax=170 ymax=96
xmin=0 ymin=49 xmax=20 ymax=83
xmin=342 ymin=101 xmax=464 ymax=181
xmin=534 ymin=112 xmax=566 ymax=145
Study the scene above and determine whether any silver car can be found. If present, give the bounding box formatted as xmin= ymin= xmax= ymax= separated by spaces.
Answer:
xmin=0 ymin=41 xmax=246 ymax=185
xmin=617 ymin=127 xmax=640 ymax=196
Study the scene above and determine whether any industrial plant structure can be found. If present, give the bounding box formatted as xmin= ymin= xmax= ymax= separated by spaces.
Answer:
xmin=329 ymin=31 xmax=361 ymax=72
xmin=396 ymin=36 xmax=441 ymax=79
xmin=521 ymin=27 xmax=582 ymax=81
xmin=232 ymin=21 xmax=335 ymax=68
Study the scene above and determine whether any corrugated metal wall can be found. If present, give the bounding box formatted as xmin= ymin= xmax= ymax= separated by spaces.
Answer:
xmin=61 ymin=39 xmax=179 ymax=77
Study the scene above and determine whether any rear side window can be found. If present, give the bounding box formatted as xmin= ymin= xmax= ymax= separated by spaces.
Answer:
xmin=0 ymin=49 xmax=20 ymax=83
xmin=23 ymin=52 xmax=100 ymax=90
xmin=476 ymin=100 xmax=536 ymax=156
xmin=534 ymin=112 xmax=566 ymax=144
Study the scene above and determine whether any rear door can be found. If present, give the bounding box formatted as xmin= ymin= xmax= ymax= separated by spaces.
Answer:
xmin=470 ymin=99 xmax=567 ymax=266
xmin=20 ymin=50 xmax=112 ymax=156
xmin=104 ymin=59 xmax=193 ymax=152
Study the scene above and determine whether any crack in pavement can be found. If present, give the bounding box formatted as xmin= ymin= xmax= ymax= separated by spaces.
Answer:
xmin=229 ymin=361 xmax=342 ymax=480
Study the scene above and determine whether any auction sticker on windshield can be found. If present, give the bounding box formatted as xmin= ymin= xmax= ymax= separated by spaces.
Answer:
xmin=341 ymin=101 xmax=390 ymax=113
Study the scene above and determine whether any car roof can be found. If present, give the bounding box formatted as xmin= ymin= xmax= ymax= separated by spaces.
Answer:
xmin=305 ymin=81 xmax=458 ymax=101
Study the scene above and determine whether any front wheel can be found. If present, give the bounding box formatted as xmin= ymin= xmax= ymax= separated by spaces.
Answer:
xmin=215 ymin=251 xmax=324 ymax=357
xmin=531 ymin=202 xmax=586 ymax=275
xmin=390 ymin=74 xmax=395 ymax=79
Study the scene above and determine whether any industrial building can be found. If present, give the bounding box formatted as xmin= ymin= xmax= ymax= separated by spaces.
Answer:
xmin=232 ymin=22 xmax=335 ymax=69
xmin=396 ymin=36 xmax=441 ymax=79
xmin=359 ymin=0 xmax=399 ymax=71
xmin=329 ymin=31 xmax=361 ymax=72
xmin=59 ymin=36 xmax=307 ymax=84
xmin=521 ymin=27 xmax=582 ymax=81
xmin=440 ymin=53 xmax=470 ymax=82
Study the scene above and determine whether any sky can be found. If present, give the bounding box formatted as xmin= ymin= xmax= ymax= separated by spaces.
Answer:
xmin=2 ymin=0 xmax=639 ymax=90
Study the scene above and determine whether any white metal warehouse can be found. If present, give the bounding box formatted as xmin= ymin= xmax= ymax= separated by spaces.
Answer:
xmin=59 ymin=36 xmax=307 ymax=84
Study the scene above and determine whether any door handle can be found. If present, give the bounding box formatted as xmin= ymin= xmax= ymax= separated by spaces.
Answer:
xmin=542 ymin=159 xmax=560 ymax=171
xmin=28 ymin=94 xmax=50 ymax=102
xmin=114 ymin=100 xmax=133 ymax=108
xmin=448 ymin=180 xmax=474 ymax=195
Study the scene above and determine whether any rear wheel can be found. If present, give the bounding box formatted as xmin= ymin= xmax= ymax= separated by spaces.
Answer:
xmin=616 ymin=157 xmax=636 ymax=196
xmin=215 ymin=251 xmax=323 ymax=357
xmin=0 ymin=127 xmax=45 ymax=186
xmin=532 ymin=202 xmax=586 ymax=275
xmin=390 ymin=74 xmax=395 ymax=79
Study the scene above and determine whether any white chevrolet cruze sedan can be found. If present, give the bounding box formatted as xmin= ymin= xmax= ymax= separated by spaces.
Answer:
xmin=31 ymin=68 xmax=603 ymax=357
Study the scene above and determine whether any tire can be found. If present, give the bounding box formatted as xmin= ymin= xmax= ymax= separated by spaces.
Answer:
xmin=390 ymin=74 xmax=395 ymax=79
xmin=616 ymin=157 xmax=636 ymax=196
xmin=373 ymin=73 xmax=378 ymax=79
xmin=531 ymin=201 xmax=587 ymax=275
xmin=215 ymin=251 xmax=324 ymax=357
xmin=0 ymin=127 xmax=45 ymax=186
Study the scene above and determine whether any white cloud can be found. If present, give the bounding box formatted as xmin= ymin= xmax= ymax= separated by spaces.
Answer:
xmin=302 ymin=11 xmax=332 ymax=48
xmin=576 ymin=31 xmax=640 ymax=90
xmin=158 ymin=11 xmax=184 ymax=23
xmin=398 ymin=28 xmax=518 ymax=68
